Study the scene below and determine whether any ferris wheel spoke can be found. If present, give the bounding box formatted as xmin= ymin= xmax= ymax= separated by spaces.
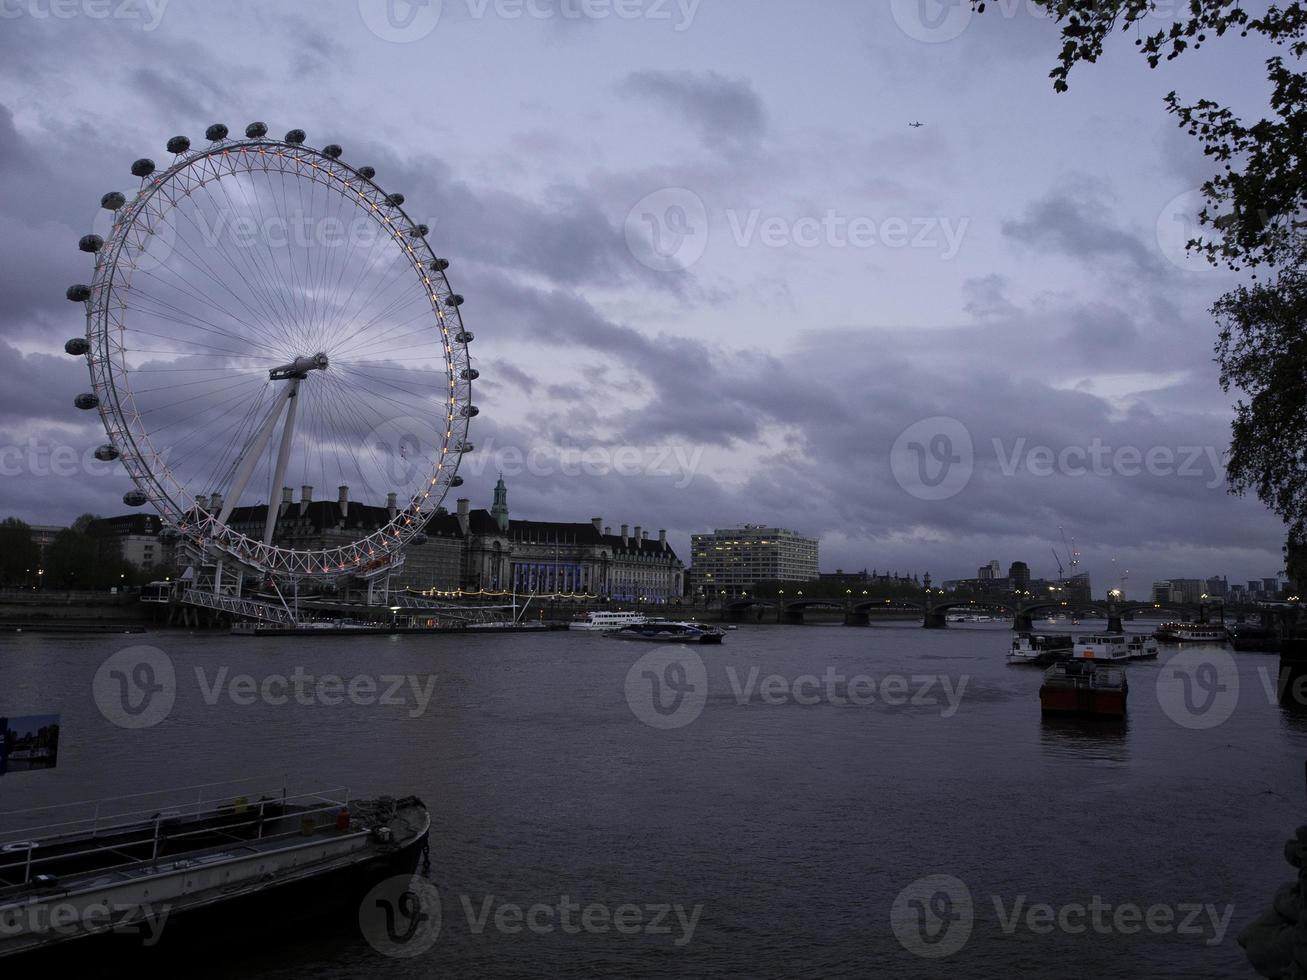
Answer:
xmin=161 ymin=205 xmax=293 ymax=344
xmin=330 ymin=370 xmax=447 ymax=434
xmin=126 ymin=283 xmax=273 ymax=353
xmin=338 ymin=364 xmax=444 ymax=402
xmin=127 ymin=347 xmax=270 ymax=359
xmin=264 ymin=166 xmax=329 ymax=353
xmin=204 ymin=388 xmax=275 ymax=508
xmin=208 ymin=169 xmax=312 ymax=353
xmin=328 ymin=377 xmax=407 ymax=496
xmin=327 ymin=243 xmax=422 ymax=341
xmin=135 ymin=375 xmax=270 ymax=436
xmin=131 ymin=370 xmax=257 ymax=395
xmin=312 ymin=181 xmax=374 ymax=348
xmin=166 ymin=385 xmax=274 ymax=489
xmin=124 ymin=326 xmax=272 ymax=362
xmin=331 ymin=314 xmax=445 ymax=362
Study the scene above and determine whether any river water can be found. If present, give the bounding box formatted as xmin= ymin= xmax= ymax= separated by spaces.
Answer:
xmin=2 ymin=621 xmax=1304 ymax=978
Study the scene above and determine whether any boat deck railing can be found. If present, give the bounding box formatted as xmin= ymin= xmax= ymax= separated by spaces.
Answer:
xmin=0 ymin=776 xmax=351 ymax=890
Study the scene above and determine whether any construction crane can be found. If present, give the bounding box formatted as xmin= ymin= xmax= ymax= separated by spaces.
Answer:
xmin=1051 ymin=547 xmax=1064 ymax=581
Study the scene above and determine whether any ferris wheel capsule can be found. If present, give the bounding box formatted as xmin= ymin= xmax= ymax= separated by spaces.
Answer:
xmin=166 ymin=136 xmax=190 ymax=154
xmin=65 ymin=338 xmax=90 ymax=355
xmin=245 ymin=121 xmax=268 ymax=138
xmin=123 ymin=490 xmax=148 ymax=507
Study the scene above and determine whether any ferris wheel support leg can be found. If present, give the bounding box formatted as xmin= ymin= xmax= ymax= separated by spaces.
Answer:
xmin=263 ymin=379 xmax=302 ymax=547
xmin=216 ymin=384 xmax=296 ymax=528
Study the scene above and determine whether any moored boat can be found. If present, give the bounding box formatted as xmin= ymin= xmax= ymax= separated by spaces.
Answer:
xmin=1072 ymin=633 xmax=1130 ymax=661
xmin=1125 ymin=634 xmax=1159 ymax=659
xmin=0 ymin=780 xmax=429 ymax=962
xmin=1154 ymin=622 xmax=1229 ymax=644
xmin=605 ymin=621 xmax=725 ymax=644
xmin=1008 ymin=632 xmax=1074 ymax=666
xmin=570 ymin=611 xmax=648 ymax=632
xmin=1039 ymin=660 xmax=1128 ymax=717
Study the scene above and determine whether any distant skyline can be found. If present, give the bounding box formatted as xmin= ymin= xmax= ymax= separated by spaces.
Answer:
xmin=0 ymin=0 xmax=1291 ymax=594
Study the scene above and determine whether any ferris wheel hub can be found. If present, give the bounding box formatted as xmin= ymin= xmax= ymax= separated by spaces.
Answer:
xmin=269 ymin=352 xmax=329 ymax=381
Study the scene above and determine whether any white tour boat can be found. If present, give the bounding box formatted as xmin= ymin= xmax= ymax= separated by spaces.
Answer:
xmin=1072 ymin=633 xmax=1131 ymax=661
xmin=570 ymin=611 xmax=648 ymax=632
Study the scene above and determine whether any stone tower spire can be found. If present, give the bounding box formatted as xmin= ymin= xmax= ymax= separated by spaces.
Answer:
xmin=491 ymin=474 xmax=509 ymax=532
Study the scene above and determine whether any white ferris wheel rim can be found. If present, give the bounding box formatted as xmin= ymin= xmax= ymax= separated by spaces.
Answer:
xmin=74 ymin=128 xmax=475 ymax=578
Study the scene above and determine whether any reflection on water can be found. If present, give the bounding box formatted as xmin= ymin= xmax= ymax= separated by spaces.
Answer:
xmin=1039 ymin=715 xmax=1130 ymax=764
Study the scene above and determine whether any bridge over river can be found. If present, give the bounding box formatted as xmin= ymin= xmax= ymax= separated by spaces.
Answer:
xmin=722 ymin=589 xmax=1291 ymax=631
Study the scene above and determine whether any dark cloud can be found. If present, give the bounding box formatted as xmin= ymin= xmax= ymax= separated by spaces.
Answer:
xmin=1002 ymin=186 xmax=1166 ymax=274
xmin=619 ymin=69 xmax=766 ymax=157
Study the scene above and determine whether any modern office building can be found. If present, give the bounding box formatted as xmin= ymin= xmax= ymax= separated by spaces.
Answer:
xmin=1151 ymin=581 xmax=1177 ymax=604
xmin=689 ymin=525 xmax=819 ymax=597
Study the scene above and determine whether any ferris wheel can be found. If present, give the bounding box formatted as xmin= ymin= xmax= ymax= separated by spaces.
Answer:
xmin=64 ymin=122 xmax=477 ymax=580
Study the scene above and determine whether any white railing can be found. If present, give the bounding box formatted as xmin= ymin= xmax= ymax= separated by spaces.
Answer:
xmin=0 ymin=777 xmax=351 ymax=888
xmin=179 ymin=588 xmax=297 ymax=625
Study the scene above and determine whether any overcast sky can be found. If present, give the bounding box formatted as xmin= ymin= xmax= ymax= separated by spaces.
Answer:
xmin=0 ymin=0 xmax=1291 ymax=597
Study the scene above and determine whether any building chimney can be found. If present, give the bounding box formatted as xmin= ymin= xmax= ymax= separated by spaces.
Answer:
xmin=604 ymin=526 xmax=611 ymax=535
xmin=642 ymin=529 xmax=649 ymax=541
xmin=194 ymin=494 xmax=206 ymax=513
xmin=337 ymin=485 xmax=349 ymax=519
xmin=209 ymin=492 xmax=222 ymax=512
xmin=387 ymin=492 xmax=398 ymax=519
xmin=281 ymin=487 xmax=293 ymax=505
xmin=634 ymin=526 xmax=642 ymax=545
xmin=592 ymin=517 xmax=603 ymax=533
xmin=300 ymin=485 xmax=313 ymax=517
xmin=620 ymin=524 xmax=629 ymax=546
xmin=456 ymin=498 xmax=470 ymax=535
xmin=659 ymin=529 xmax=667 ymax=545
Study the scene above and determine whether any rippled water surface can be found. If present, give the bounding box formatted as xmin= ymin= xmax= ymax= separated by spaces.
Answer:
xmin=2 ymin=622 xmax=1303 ymax=978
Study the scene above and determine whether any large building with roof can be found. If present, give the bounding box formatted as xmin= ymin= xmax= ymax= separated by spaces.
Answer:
xmin=105 ymin=478 xmax=682 ymax=601
xmin=421 ymin=478 xmax=684 ymax=601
